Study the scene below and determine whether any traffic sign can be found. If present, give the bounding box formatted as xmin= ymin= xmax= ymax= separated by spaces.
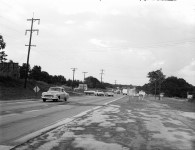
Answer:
xmin=33 ymin=86 xmax=40 ymax=93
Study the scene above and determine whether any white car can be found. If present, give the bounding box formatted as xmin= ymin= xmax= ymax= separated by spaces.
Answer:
xmin=41 ymin=87 xmax=69 ymax=102
xmin=94 ymin=91 xmax=105 ymax=96
xmin=84 ymin=90 xmax=95 ymax=95
xmin=105 ymin=91 xmax=114 ymax=97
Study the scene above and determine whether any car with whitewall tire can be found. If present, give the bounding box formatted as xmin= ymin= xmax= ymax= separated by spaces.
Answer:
xmin=41 ymin=87 xmax=69 ymax=102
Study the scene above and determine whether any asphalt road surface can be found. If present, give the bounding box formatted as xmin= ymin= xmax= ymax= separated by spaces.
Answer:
xmin=0 ymin=95 xmax=124 ymax=148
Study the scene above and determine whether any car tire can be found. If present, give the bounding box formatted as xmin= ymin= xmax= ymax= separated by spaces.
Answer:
xmin=64 ymin=97 xmax=67 ymax=101
xmin=57 ymin=96 xmax=60 ymax=101
xmin=43 ymin=99 xmax=46 ymax=102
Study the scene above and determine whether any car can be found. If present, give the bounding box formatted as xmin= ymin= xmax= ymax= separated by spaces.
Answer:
xmin=105 ymin=91 xmax=114 ymax=97
xmin=84 ymin=90 xmax=95 ymax=95
xmin=41 ymin=87 xmax=69 ymax=102
xmin=94 ymin=90 xmax=105 ymax=96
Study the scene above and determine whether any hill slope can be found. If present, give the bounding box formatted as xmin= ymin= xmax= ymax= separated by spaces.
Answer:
xmin=0 ymin=77 xmax=51 ymax=100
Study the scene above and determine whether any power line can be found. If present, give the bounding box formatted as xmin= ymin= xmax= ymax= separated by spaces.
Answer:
xmin=24 ymin=15 xmax=40 ymax=88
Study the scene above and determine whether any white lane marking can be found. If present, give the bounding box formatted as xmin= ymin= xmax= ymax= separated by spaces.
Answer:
xmin=105 ymin=95 xmax=126 ymax=105
xmin=23 ymin=109 xmax=41 ymax=113
xmin=0 ymin=113 xmax=18 ymax=119
xmin=0 ymin=145 xmax=13 ymax=150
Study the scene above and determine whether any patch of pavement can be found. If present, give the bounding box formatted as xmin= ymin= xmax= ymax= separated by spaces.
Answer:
xmin=12 ymin=97 xmax=195 ymax=150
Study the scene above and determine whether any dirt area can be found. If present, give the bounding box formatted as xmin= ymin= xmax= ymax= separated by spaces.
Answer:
xmin=12 ymin=96 xmax=195 ymax=150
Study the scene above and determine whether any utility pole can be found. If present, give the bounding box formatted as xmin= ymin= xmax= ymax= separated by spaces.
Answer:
xmin=24 ymin=15 xmax=40 ymax=88
xmin=100 ymin=69 xmax=104 ymax=84
xmin=71 ymin=68 xmax=77 ymax=89
xmin=155 ymin=80 xmax=157 ymax=100
xmin=82 ymin=72 xmax=87 ymax=90
xmin=82 ymin=72 xmax=88 ymax=83
xmin=114 ymin=80 xmax=117 ymax=86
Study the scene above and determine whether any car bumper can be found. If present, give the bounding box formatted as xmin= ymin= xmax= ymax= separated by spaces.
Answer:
xmin=42 ymin=95 xmax=58 ymax=100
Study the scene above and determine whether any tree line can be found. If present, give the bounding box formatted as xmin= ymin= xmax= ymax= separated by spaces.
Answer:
xmin=19 ymin=63 xmax=81 ymax=86
xmin=140 ymin=69 xmax=195 ymax=99
xmin=19 ymin=63 xmax=111 ymax=89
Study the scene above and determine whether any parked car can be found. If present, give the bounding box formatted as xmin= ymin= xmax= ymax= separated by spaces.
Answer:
xmin=84 ymin=90 xmax=95 ymax=95
xmin=105 ymin=91 xmax=114 ymax=97
xmin=41 ymin=87 xmax=69 ymax=102
xmin=94 ymin=90 xmax=105 ymax=96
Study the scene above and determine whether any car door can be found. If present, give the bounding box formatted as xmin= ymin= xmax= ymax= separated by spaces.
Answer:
xmin=61 ymin=89 xmax=65 ymax=99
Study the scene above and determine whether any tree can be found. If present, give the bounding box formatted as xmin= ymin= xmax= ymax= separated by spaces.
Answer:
xmin=162 ymin=76 xmax=193 ymax=98
xmin=29 ymin=65 xmax=42 ymax=81
xmin=147 ymin=68 xmax=166 ymax=99
xmin=20 ymin=63 xmax=31 ymax=79
xmin=0 ymin=35 xmax=7 ymax=62
xmin=85 ymin=76 xmax=101 ymax=88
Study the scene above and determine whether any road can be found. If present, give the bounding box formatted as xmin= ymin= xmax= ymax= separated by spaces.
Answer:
xmin=0 ymin=95 xmax=124 ymax=148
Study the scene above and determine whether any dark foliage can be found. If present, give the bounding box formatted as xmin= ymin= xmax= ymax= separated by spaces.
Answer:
xmin=0 ymin=35 xmax=7 ymax=62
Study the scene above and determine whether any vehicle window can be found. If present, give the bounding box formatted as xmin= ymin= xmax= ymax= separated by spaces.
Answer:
xmin=49 ymin=88 xmax=61 ymax=92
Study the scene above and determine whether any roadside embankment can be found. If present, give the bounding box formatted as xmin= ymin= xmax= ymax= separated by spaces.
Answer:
xmin=0 ymin=77 xmax=83 ymax=100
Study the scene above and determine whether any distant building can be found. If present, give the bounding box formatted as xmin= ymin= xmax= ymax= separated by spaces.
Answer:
xmin=74 ymin=84 xmax=88 ymax=91
xmin=0 ymin=62 xmax=20 ymax=79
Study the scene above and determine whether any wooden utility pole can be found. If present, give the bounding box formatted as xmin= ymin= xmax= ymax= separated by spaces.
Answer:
xmin=100 ymin=69 xmax=104 ymax=84
xmin=82 ymin=72 xmax=88 ymax=83
xmin=24 ymin=16 xmax=40 ymax=88
xmin=82 ymin=72 xmax=87 ymax=90
xmin=71 ymin=68 xmax=77 ymax=89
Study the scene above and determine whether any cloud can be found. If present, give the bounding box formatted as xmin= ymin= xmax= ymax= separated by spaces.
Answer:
xmin=89 ymin=39 xmax=109 ymax=47
xmin=178 ymin=60 xmax=195 ymax=76
xmin=151 ymin=61 xmax=165 ymax=69
xmin=65 ymin=20 xmax=76 ymax=25
xmin=177 ymin=59 xmax=195 ymax=85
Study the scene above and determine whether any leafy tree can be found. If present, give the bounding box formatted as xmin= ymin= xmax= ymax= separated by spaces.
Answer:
xmin=147 ymin=68 xmax=166 ymax=97
xmin=85 ymin=76 xmax=101 ymax=88
xmin=66 ymin=79 xmax=72 ymax=87
xmin=0 ymin=35 xmax=7 ymax=62
xmin=40 ymin=71 xmax=51 ymax=83
xmin=19 ymin=63 xmax=31 ymax=79
xmin=29 ymin=65 xmax=42 ymax=81
xmin=162 ymin=76 xmax=193 ymax=98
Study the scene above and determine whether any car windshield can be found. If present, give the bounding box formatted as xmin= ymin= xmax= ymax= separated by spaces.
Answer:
xmin=49 ymin=87 xmax=61 ymax=92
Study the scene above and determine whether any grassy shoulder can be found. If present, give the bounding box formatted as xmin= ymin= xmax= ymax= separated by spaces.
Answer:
xmin=0 ymin=77 xmax=82 ymax=100
xmin=146 ymin=96 xmax=195 ymax=112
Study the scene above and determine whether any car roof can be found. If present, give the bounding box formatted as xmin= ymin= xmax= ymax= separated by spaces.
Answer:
xmin=50 ymin=87 xmax=63 ymax=89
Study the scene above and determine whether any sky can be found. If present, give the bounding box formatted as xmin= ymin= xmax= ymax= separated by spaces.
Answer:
xmin=0 ymin=0 xmax=195 ymax=86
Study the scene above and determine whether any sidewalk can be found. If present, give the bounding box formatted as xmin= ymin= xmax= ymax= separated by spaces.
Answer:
xmin=12 ymin=96 xmax=195 ymax=150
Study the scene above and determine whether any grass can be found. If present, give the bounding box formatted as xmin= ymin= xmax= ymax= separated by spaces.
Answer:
xmin=0 ymin=77 xmax=83 ymax=100
xmin=146 ymin=96 xmax=195 ymax=112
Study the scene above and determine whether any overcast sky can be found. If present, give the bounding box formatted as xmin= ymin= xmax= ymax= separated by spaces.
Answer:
xmin=1 ymin=0 xmax=195 ymax=86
